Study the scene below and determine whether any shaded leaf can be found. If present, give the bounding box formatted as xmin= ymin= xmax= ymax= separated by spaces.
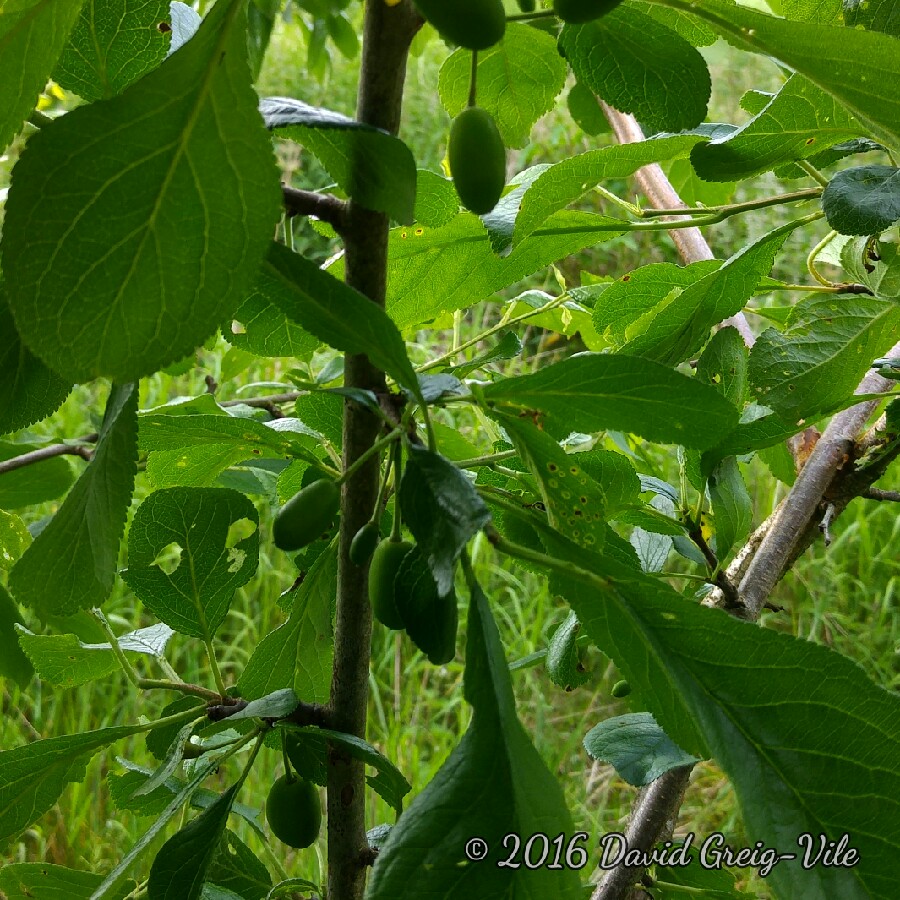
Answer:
xmin=0 ymin=863 xmax=135 ymax=900
xmin=584 ymin=712 xmax=698 ymax=787
xmin=0 ymin=584 xmax=34 ymax=687
xmin=822 ymin=165 xmax=900 ymax=235
xmin=229 ymin=291 xmax=319 ymax=359
xmin=9 ymin=383 xmax=138 ymax=617
xmin=399 ymin=444 xmax=491 ymax=596
xmin=0 ymin=286 xmax=71 ymax=436
xmin=0 ymin=440 xmax=75 ymax=509
xmin=708 ymin=457 xmax=751 ymax=563
xmin=0 ymin=0 xmax=83 ymax=154
xmin=366 ymin=579 xmax=582 ymax=899
xmin=262 ymin=242 xmax=422 ymax=402
xmin=261 ymin=96 xmax=416 ymax=224
xmin=206 ymin=830 xmax=272 ymax=900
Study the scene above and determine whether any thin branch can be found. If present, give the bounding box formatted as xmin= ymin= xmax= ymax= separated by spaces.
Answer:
xmin=0 ymin=434 xmax=98 ymax=475
xmin=864 ymin=488 xmax=900 ymax=503
xmin=635 ymin=187 xmax=821 ymax=219
xmin=282 ymin=184 xmax=350 ymax=234
xmin=598 ymin=103 xmax=756 ymax=348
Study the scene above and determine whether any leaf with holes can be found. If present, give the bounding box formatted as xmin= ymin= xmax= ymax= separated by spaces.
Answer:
xmin=8 ymin=383 xmax=138 ymax=617
xmin=438 ymin=23 xmax=566 ymax=149
xmin=54 ymin=0 xmax=171 ymax=101
xmin=1 ymin=0 xmax=281 ymax=382
xmin=494 ymin=413 xmax=606 ymax=553
xmin=122 ymin=488 xmax=259 ymax=640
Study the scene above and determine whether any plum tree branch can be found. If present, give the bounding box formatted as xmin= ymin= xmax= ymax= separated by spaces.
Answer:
xmin=0 ymin=434 xmax=97 ymax=474
xmin=282 ymin=184 xmax=349 ymax=233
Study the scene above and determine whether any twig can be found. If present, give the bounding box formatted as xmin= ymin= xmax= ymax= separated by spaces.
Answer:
xmin=282 ymin=184 xmax=350 ymax=234
xmin=819 ymin=502 xmax=837 ymax=546
xmin=864 ymin=488 xmax=900 ymax=503
xmin=0 ymin=434 xmax=98 ymax=475
xmin=598 ymin=104 xmax=756 ymax=349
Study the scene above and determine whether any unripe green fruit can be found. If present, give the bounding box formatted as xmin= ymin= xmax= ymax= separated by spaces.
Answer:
xmin=413 ymin=0 xmax=506 ymax=50
xmin=350 ymin=522 xmax=381 ymax=566
xmin=611 ymin=679 xmax=632 ymax=698
xmin=265 ymin=774 xmax=321 ymax=849
xmin=411 ymin=590 xmax=458 ymax=665
xmin=273 ymin=479 xmax=340 ymax=552
xmin=449 ymin=107 xmax=506 ymax=216
xmin=517 ymin=0 xmax=537 ymax=11
xmin=554 ymin=0 xmax=624 ymax=23
xmin=369 ymin=539 xmax=414 ymax=629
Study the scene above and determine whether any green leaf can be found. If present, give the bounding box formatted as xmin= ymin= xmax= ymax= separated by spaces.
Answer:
xmin=618 ymin=219 xmax=801 ymax=364
xmin=294 ymin=392 xmax=344 ymax=448
xmin=543 ymin=547 xmax=900 ymax=900
xmin=0 ymin=440 xmax=75 ymax=509
xmin=206 ymin=830 xmax=272 ymax=900
xmin=696 ymin=326 xmax=749 ymax=410
xmin=822 ymin=165 xmax=900 ymax=235
xmin=261 ymin=242 xmax=422 ymax=402
xmin=708 ymin=457 xmax=751 ymax=564
xmin=122 ymin=488 xmax=259 ymax=640
xmin=0 ymin=723 xmax=145 ymax=849
xmin=749 ymin=293 xmax=900 ymax=420
xmin=238 ymin=541 xmax=334 ymax=704
xmin=583 ymin=712 xmax=698 ymax=787
xmin=1 ymin=0 xmax=281 ymax=381
xmin=0 ymin=509 xmax=31 ymax=572
xmin=631 ymin=1 xmax=717 ymax=45
xmin=438 ymin=23 xmax=567 ymax=149
xmin=592 ymin=259 xmax=721 ymax=343
xmin=394 ymin=547 xmax=458 ymax=665
xmin=690 ymin=74 xmax=865 ymax=182
xmin=54 ymin=0 xmax=170 ymax=101
xmin=514 ymin=134 xmax=703 ymax=245
xmin=0 ymin=863 xmax=135 ymax=900
xmin=446 ymin=331 xmax=523 ymax=379
xmin=778 ymin=0 xmax=843 ymax=22
xmin=546 ymin=610 xmax=590 ymax=691
xmin=413 ymin=169 xmax=458 ymax=229
xmin=366 ymin=579 xmax=583 ymax=900
xmin=398 ymin=444 xmax=491 ymax=596
xmin=843 ymin=0 xmax=900 ymax=37
xmin=261 ymin=96 xmax=416 ymax=224
xmin=229 ymin=292 xmax=319 ymax=359
xmin=16 ymin=630 xmax=119 ymax=689
xmin=376 ymin=211 xmax=625 ymax=329
xmin=572 ymin=448 xmax=640 ymax=516
xmin=841 ymin=235 xmax=900 ymax=299
xmin=94 ymin=755 xmax=224 ymax=899
xmin=565 ymin=81 xmax=610 ymax=136
xmin=653 ymin=0 xmax=900 ymax=150
xmin=8 ymin=383 xmax=138 ymax=617
xmin=559 ymin=7 xmax=710 ymax=136
xmin=0 ymin=0 xmax=84 ymax=154
xmin=0 ymin=583 xmax=34 ymax=687
xmin=148 ymin=783 xmax=240 ymax=900
xmin=495 ymin=413 xmax=607 ymax=552
xmin=0 ymin=286 xmax=71 ymax=436
xmin=279 ymin=725 xmax=411 ymax=814
xmin=480 ymin=354 xmax=739 ymax=450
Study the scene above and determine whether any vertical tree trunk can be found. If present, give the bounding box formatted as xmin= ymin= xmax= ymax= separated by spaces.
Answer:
xmin=326 ymin=3 xmax=420 ymax=899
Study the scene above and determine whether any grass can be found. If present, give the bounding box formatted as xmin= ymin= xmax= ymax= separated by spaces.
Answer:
xmin=1 ymin=12 xmax=898 ymax=899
